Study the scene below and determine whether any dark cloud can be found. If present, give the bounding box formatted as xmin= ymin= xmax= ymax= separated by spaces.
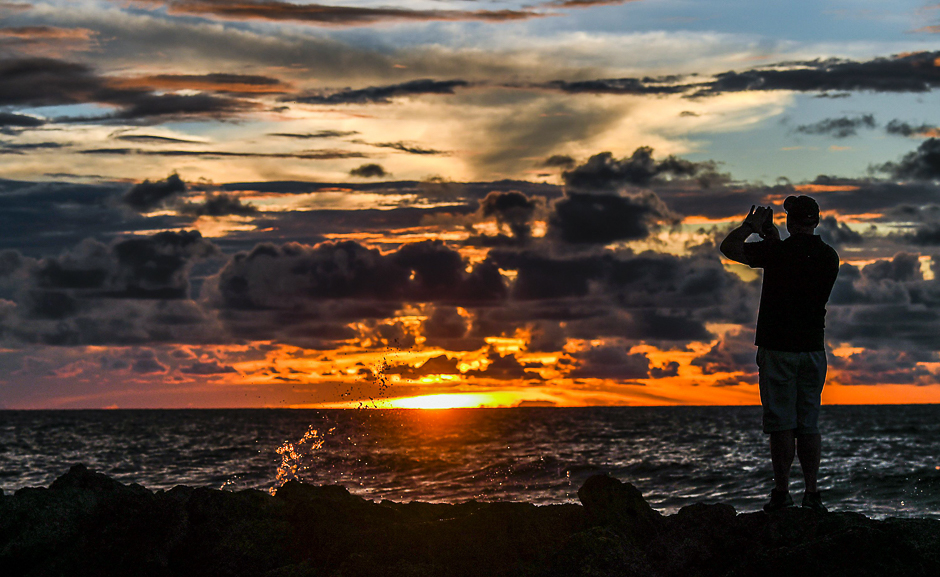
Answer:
xmin=122 ymin=173 xmax=186 ymax=211
xmin=178 ymin=193 xmax=259 ymax=217
xmin=830 ymin=348 xmax=935 ymax=385
xmin=131 ymin=349 xmax=168 ymax=374
xmin=885 ymin=120 xmax=939 ymax=137
xmin=0 ymin=112 xmax=44 ymax=127
xmin=80 ymin=147 xmax=367 ymax=160
xmin=211 ymin=239 xmax=507 ymax=312
xmin=180 ymin=359 xmax=238 ymax=374
xmin=0 ymin=57 xmax=256 ymax=122
xmin=372 ymin=141 xmax=447 ymax=155
xmin=908 ymin=224 xmax=940 ymax=245
xmin=0 ymin=179 xmax=183 ymax=256
xmin=795 ymin=114 xmax=876 ymax=138
xmin=691 ymin=328 xmax=757 ymax=375
xmin=113 ymin=134 xmax=202 ymax=144
xmin=817 ymin=215 xmax=864 ymax=246
xmin=479 ymin=190 xmax=539 ymax=241
xmin=879 ymin=138 xmax=940 ymax=180
xmin=270 ymin=130 xmax=359 ymax=139
xmin=0 ymin=142 xmax=67 ymax=153
xmin=541 ymin=76 xmax=687 ymax=95
xmin=563 ymin=148 xmax=719 ymax=190
xmin=385 ymin=354 xmax=460 ymax=379
xmin=549 ymin=191 xmax=674 ymax=244
xmin=694 ymin=51 xmax=940 ymax=96
xmin=568 ymin=346 xmax=650 ymax=380
xmin=294 ymin=79 xmax=469 ymax=105
xmin=467 ymin=349 xmax=541 ymax=380
xmin=349 ymin=163 xmax=387 ymax=178
xmin=121 ymin=72 xmax=288 ymax=94
xmin=543 ymin=155 xmax=576 ymax=168
xmin=649 ymin=361 xmax=679 ymax=378
xmin=136 ymin=0 xmax=547 ymax=26
xmin=34 ymin=231 xmax=218 ymax=300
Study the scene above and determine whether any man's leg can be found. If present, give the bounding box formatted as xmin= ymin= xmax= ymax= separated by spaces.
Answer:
xmin=770 ymin=429 xmax=795 ymax=492
xmin=796 ymin=433 xmax=821 ymax=492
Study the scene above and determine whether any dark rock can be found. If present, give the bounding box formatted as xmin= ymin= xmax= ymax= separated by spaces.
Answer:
xmin=1 ymin=465 xmax=939 ymax=577
xmin=577 ymin=473 xmax=661 ymax=544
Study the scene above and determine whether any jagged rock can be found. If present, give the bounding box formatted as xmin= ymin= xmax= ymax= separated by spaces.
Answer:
xmin=1 ymin=465 xmax=938 ymax=577
xmin=577 ymin=473 xmax=661 ymax=544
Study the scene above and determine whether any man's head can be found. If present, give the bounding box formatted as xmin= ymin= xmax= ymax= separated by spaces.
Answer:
xmin=784 ymin=195 xmax=819 ymax=234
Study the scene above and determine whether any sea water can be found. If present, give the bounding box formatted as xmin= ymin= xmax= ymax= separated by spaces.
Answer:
xmin=1 ymin=406 xmax=938 ymax=519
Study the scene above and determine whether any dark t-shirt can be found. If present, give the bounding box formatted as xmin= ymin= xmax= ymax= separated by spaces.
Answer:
xmin=743 ymin=234 xmax=840 ymax=352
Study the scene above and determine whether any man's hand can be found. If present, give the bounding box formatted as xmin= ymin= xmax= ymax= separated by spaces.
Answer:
xmin=720 ymin=205 xmax=775 ymax=264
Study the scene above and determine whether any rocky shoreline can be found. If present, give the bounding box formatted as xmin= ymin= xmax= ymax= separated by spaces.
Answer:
xmin=2 ymin=465 xmax=938 ymax=577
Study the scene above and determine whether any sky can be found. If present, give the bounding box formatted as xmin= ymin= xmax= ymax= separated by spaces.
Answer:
xmin=2 ymin=0 xmax=940 ymax=409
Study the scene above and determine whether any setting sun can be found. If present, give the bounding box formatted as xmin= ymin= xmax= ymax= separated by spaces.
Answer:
xmin=387 ymin=393 xmax=517 ymax=409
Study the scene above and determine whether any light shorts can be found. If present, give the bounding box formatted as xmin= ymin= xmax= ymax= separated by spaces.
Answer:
xmin=756 ymin=347 xmax=827 ymax=435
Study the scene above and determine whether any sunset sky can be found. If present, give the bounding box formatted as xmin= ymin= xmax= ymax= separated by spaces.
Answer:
xmin=3 ymin=0 xmax=940 ymax=408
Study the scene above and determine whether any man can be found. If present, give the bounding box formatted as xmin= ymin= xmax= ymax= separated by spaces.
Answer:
xmin=720 ymin=195 xmax=840 ymax=513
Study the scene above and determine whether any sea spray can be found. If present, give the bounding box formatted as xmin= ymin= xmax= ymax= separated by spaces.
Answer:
xmin=270 ymin=425 xmax=333 ymax=494
xmin=269 ymin=349 xmax=398 ymax=494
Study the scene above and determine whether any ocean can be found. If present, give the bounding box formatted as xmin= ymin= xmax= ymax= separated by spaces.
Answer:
xmin=1 ymin=406 xmax=938 ymax=519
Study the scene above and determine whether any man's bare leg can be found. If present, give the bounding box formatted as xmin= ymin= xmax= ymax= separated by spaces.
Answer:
xmin=796 ymin=433 xmax=821 ymax=492
xmin=770 ymin=429 xmax=796 ymax=492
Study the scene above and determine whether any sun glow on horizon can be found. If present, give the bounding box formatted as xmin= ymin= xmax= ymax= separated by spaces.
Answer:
xmin=386 ymin=392 xmax=520 ymax=409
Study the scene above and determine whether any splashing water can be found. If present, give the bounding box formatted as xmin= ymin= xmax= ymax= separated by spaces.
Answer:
xmin=270 ymin=425 xmax=333 ymax=494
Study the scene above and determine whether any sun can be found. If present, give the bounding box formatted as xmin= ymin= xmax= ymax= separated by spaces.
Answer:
xmin=387 ymin=393 xmax=513 ymax=409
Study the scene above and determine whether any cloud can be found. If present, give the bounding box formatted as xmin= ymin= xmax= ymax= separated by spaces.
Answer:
xmin=371 ymin=141 xmax=447 ymax=155
xmin=270 ymin=130 xmax=359 ymax=139
xmin=479 ymin=190 xmax=539 ymax=241
xmin=691 ymin=328 xmax=757 ymax=375
xmin=466 ymin=349 xmax=541 ymax=380
xmin=80 ymin=147 xmax=366 ymax=160
xmin=795 ymin=114 xmax=876 ymax=138
xmin=562 ymin=147 xmax=720 ymax=190
xmin=210 ymin=239 xmax=507 ymax=311
xmin=0 ymin=57 xmax=256 ymax=121
xmin=885 ymin=120 xmax=940 ymax=138
xmin=878 ymin=138 xmax=940 ymax=180
xmin=543 ymin=155 xmax=575 ymax=168
xmin=694 ymin=51 xmax=940 ymax=96
xmin=34 ymin=231 xmax=218 ymax=300
xmin=908 ymin=223 xmax=940 ymax=245
xmin=133 ymin=0 xmax=549 ymax=26
xmin=549 ymin=191 xmax=675 ymax=244
xmin=180 ymin=359 xmax=238 ymax=374
xmin=0 ymin=25 xmax=97 ymax=56
xmin=817 ymin=215 xmax=864 ymax=246
xmin=130 ymin=349 xmax=168 ymax=374
xmin=568 ymin=346 xmax=650 ymax=380
xmin=349 ymin=163 xmax=387 ymax=178
xmin=178 ymin=193 xmax=259 ymax=217
xmin=0 ymin=112 xmax=44 ymax=127
xmin=293 ymin=79 xmax=469 ymax=105
xmin=113 ymin=72 xmax=289 ymax=94
xmin=122 ymin=173 xmax=186 ymax=212
xmin=113 ymin=134 xmax=202 ymax=144
xmin=539 ymin=76 xmax=688 ymax=95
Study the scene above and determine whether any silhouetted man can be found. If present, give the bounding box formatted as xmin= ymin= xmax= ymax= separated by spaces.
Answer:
xmin=720 ymin=195 xmax=839 ymax=513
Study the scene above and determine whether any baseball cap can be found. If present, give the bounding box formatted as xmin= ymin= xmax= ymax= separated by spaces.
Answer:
xmin=783 ymin=195 xmax=819 ymax=225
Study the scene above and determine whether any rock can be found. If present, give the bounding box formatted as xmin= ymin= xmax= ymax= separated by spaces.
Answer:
xmin=1 ymin=465 xmax=939 ymax=577
xmin=576 ymin=473 xmax=661 ymax=544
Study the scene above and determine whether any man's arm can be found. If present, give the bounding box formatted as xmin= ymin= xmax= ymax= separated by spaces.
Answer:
xmin=720 ymin=205 xmax=771 ymax=265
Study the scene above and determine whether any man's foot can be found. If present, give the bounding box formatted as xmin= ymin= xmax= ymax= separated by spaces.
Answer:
xmin=801 ymin=491 xmax=827 ymax=513
xmin=763 ymin=488 xmax=794 ymax=512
